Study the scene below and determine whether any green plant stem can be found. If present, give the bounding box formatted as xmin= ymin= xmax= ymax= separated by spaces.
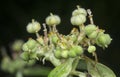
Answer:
xmin=71 ymin=71 xmax=86 ymax=77
xmin=23 ymin=66 xmax=52 ymax=76
xmin=76 ymin=24 xmax=85 ymax=45
xmin=16 ymin=71 xmax=23 ymax=77
xmin=72 ymin=57 xmax=79 ymax=71
xmin=36 ymin=32 xmax=40 ymax=38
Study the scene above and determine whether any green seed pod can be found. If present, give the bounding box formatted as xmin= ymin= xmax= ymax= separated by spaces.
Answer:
xmin=69 ymin=48 xmax=77 ymax=58
xmin=26 ymin=20 xmax=41 ymax=33
xmin=54 ymin=48 xmax=61 ymax=59
xmin=52 ymin=34 xmax=59 ymax=44
xmin=70 ymin=35 xmax=77 ymax=42
xmin=45 ymin=13 xmax=61 ymax=26
xmin=96 ymin=33 xmax=112 ymax=48
xmin=88 ymin=45 xmax=96 ymax=53
xmin=22 ymin=43 xmax=29 ymax=52
xmin=31 ymin=44 xmax=39 ymax=52
xmin=88 ymin=31 xmax=98 ymax=39
xmin=26 ymin=38 xmax=38 ymax=50
xmin=27 ymin=60 xmax=36 ymax=66
xmin=61 ymin=50 xmax=69 ymax=58
xmin=72 ymin=8 xmax=87 ymax=16
xmin=85 ymin=24 xmax=97 ymax=35
xmin=11 ymin=40 xmax=24 ymax=51
xmin=20 ymin=52 xmax=29 ymax=61
xmin=29 ymin=52 xmax=38 ymax=60
xmin=72 ymin=45 xmax=83 ymax=55
xmin=71 ymin=14 xmax=86 ymax=26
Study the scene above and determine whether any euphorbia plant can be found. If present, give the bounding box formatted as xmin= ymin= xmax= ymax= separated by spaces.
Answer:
xmin=3 ymin=5 xmax=116 ymax=77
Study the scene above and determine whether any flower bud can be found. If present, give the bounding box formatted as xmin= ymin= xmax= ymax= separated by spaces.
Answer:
xmin=72 ymin=7 xmax=87 ymax=16
xmin=29 ymin=52 xmax=38 ymax=60
xmin=71 ymin=45 xmax=83 ymax=55
xmin=69 ymin=48 xmax=77 ymax=58
xmin=22 ymin=43 xmax=29 ymax=52
xmin=20 ymin=52 xmax=29 ymax=61
xmin=88 ymin=45 xmax=96 ymax=53
xmin=96 ymin=33 xmax=112 ymax=48
xmin=11 ymin=40 xmax=24 ymax=51
xmin=45 ymin=13 xmax=61 ymax=26
xmin=61 ymin=50 xmax=68 ymax=58
xmin=85 ymin=24 xmax=97 ymax=35
xmin=54 ymin=48 xmax=61 ymax=59
xmin=52 ymin=34 xmax=59 ymax=44
xmin=22 ymin=39 xmax=38 ymax=52
xmin=26 ymin=20 xmax=41 ymax=33
xmin=26 ymin=38 xmax=38 ymax=50
xmin=71 ymin=14 xmax=86 ymax=26
xmin=88 ymin=31 xmax=98 ymax=39
xmin=70 ymin=35 xmax=77 ymax=42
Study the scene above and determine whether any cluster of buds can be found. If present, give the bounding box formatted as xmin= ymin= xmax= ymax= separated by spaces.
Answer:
xmin=21 ymin=5 xmax=112 ymax=66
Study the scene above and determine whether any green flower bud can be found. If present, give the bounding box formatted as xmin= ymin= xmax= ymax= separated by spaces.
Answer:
xmin=11 ymin=40 xmax=24 ymax=51
xmin=31 ymin=44 xmax=39 ymax=52
xmin=88 ymin=31 xmax=98 ymax=39
xmin=20 ymin=52 xmax=29 ymax=61
xmin=45 ymin=13 xmax=61 ymax=26
xmin=26 ymin=38 xmax=38 ymax=50
xmin=72 ymin=45 xmax=83 ymax=55
xmin=26 ymin=20 xmax=41 ymax=33
xmin=85 ymin=24 xmax=97 ymax=35
xmin=69 ymin=48 xmax=77 ymax=58
xmin=29 ymin=52 xmax=38 ymax=60
xmin=88 ymin=45 xmax=96 ymax=53
xmin=22 ymin=43 xmax=29 ymax=52
xmin=96 ymin=33 xmax=112 ymax=48
xmin=71 ymin=14 xmax=86 ymax=26
xmin=72 ymin=7 xmax=87 ymax=16
xmin=54 ymin=48 xmax=61 ymax=59
xmin=70 ymin=35 xmax=77 ymax=42
xmin=52 ymin=34 xmax=59 ymax=44
xmin=27 ymin=60 xmax=36 ymax=66
xmin=61 ymin=50 xmax=68 ymax=58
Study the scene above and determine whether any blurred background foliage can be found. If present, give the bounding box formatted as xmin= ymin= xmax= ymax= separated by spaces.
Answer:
xmin=0 ymin=0 xmax=120 ymax=77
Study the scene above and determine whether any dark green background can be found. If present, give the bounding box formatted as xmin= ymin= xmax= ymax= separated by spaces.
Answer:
xmin=0 ymin=0 xmax=120 ymax=77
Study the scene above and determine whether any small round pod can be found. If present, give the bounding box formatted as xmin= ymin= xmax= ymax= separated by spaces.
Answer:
xmin=71 ymin=14 xmax=86 ymax=26
xmin=96 ymin=33 xmax=112 ymax=48
xmin=26 ymin=20 xmax=41 ymax=33
xmin=88 ymin=30 xmax=98 ymax=39
xmin=45 ymin=13 xmax=61 ymax=26
xmin=72 ymin=45 xmax=83 ymax=55
xmin=69 ymin=34 xmax=77 ymax=43
xmin=51 ymin=34 xmax=59 ymax=44
xmin=26 ymin=38 xmax=38 ymax=50
xmin=68 ymin=48 xmax=77 ymax=58
xmin=61 ymin=50 xmax=69 ymax=58
xmin=20 ymin=52 xmax=29 ymax=61
xmin=87 ymin=45 xmax=96 ymax=53
xmin=72 ymin=6 xmax=87 ymax=16
xmin=29 ymin=52 xmax=38 ymax=60
xmin=85 ymin=24 xmax=97 ymax=35
xmin=54 ymin=48 xmax=61 ymax=59
xmin=22 ymin=43 xmax=29 ymax=52
xmin=11 ymin=40 xmax=24 ymax=51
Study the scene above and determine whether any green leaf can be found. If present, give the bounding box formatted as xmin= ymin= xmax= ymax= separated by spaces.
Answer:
xmin=48 ymin=58 xmax=74 ymax=77
xmin=77 ymin=59 xmax=87 ymax=71
xmin=86 ymin=58 xmax=116 ymax=77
